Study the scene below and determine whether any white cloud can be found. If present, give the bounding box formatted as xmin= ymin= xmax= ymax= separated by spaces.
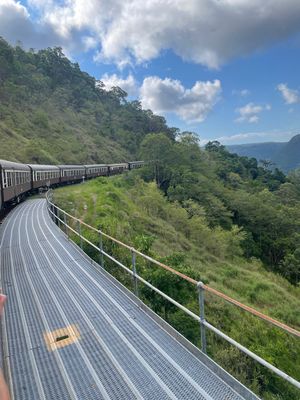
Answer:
xmin=0 ymin=0 xmax=78 ymax=51
xmin=0 ymin=0 xmax=36 ymax=44
xmin=99 ymin=74 xmax=221 ymax=122
xmin=232 ymin=89 xmax=250 ymax=97
xmin=235 ymin=102 xmax=270 ymax=123
xmin=140 ymin=77 xmax=221 ymax=123
xmin=277 ymin=83 xmax=299 ymax=104
xmin=100 ymin=73 xmax=138 ymax=96
xmin=82 ymin=36 xmax=97 ymax=51
xmin=216 ymin=130 xmax=296 ymax=145
xmin=2 ymin=1 xmax=300 ymax=68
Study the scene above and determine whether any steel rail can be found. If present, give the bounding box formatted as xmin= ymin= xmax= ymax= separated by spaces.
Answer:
xmin=46 ymin=204 xmax=300 ymax=391
xmin=46 ymin=194 xmax=300 ymax=339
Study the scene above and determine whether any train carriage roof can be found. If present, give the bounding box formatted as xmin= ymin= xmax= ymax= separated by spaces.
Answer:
xmin=0 ymin=160 xmax=30 ymax=171
xmin=84 ymin=164 xmax=108 ymax=168
xmin=28 ymin=164 xmax=60 ymax=171
xmin=57 ymin=165 xmax=86 ymax=169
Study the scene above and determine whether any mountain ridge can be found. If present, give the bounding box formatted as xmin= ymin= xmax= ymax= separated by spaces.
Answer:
xmin=227 ymin=134 xmax=300 ymax=172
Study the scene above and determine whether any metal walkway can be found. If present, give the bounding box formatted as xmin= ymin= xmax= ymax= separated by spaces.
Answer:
xmin=0 ymin=199 xmax=259 ymax=400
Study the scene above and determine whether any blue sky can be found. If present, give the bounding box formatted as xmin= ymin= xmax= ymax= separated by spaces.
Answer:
xmin=1 ymin=0 xmax=300 ymax=144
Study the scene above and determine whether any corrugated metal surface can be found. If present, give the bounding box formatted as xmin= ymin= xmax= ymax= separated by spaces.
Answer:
xmin=0 ymin=199 xmax=259 ymax=400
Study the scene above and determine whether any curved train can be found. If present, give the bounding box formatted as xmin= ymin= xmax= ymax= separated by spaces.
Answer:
xmin=0 ymin=160 xmax=144 ymax=211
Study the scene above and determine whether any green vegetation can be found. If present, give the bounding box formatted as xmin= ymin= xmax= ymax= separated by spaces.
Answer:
xmin=1 ymin=37 xmax=299 ymax=399
xmin=139 ymin=134 xmax=300 ymax=286
xmin=54 ymin=173 xmax=300 ymax=400
xmin=0 ymin=38 xmax=175 ymax=163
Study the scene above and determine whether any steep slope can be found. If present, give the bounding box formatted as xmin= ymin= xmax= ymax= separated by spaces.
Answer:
xmin=54 ymin=175 xmax=300 ymax=400
xmin=0 ymin=38 xmax=175 ymax=164
xmin=273 ymin=134 xmax=300 ymax=172
xmin=227 ymin=141 xmax=285 ymax=162
xmin=227 ymin=135 xmax=300 ymax=172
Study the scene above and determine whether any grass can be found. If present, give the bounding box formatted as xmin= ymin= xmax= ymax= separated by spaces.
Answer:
xmin=53 ymin=174 xmax=300 ymax=399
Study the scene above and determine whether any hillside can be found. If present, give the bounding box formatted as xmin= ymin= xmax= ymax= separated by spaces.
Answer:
xmin=273 ymin=134 xmax=300 ymax=172
xmin=227 ymin=135 xmax=300 ymax=172
xmin=0 ymin=38 xmax=175 ymax=164
xmin=53 ymin=133 xmax=300 ymax=399
xmin=227 ymin=141 xmax=285 ymax=162
xmin=54 ymin=174 xmax=300 ymax=400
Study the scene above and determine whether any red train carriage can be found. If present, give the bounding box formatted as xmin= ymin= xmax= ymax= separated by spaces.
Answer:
xmin=85 ymin=164 xmax=109 ymax=179
xmin=108 ymin=163 xmax=129 ymax=175
xmin=58 ymin=165 xmax=86 ymax=183
xmin=128 ymin=161 xmax=144 ymax=170
xmin=0 ymin=160 xmax=31 ymax=206
xmin=29 ymin=164 xmax=60 ymax=190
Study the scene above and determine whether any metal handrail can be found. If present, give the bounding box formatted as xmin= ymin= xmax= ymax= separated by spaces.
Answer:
xmin=46 ymin=192 xmax=300 ymax=338
xmin=45 ymin=191 xmax=300 ymax=390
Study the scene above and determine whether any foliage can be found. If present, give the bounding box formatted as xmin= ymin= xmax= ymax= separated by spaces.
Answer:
xmin=54 ymin=175 xmax=300 ymax=400
xmin=139 ymin=135 xmax=300 ymax=285
xmin=0 ymin=38 xmax=175 ymax=163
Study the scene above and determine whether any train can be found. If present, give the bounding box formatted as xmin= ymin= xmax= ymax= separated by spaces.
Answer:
xmin=0 ymin=160 xmax=144 ymax=211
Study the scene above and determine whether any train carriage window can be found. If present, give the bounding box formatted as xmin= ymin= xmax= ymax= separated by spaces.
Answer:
xmin=4 ymin=171 xmax=13 ymax=187
xmin=2 ymin=171 xmax=7 ymax=188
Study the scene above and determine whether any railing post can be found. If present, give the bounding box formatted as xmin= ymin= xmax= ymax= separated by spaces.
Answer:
xmin=77 ymin=220 xmax=83 ymax=249
xmin=99 ymin=231 xmax=104 ymax=268
xmin=54 ymin=205 xmax=57 ymax=224
xmin=64 ymin=213 xmax=68 ymax=237
xmin=131 ymin=249 xmax=139 ymax=297
xmin=58 ymin=209 xmax=61 ymax=230
xmin=197 ymin=281 xmax=207 ymax=354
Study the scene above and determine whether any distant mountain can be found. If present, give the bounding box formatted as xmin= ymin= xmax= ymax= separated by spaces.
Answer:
xmin=273 ymin=134 xmax=300 ymax=172
xmin=227 ymin=135 xmax=300 ymax=172
xmin=227 ymin=142 xmax=285 ymax=161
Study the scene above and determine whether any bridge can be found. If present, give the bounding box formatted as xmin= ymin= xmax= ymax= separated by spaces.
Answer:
xmin=0 ymin=196 xmax=299 ymax=399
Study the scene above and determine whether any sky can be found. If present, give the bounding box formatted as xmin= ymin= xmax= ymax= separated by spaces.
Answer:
xmin=1 ymin=0 xmax=300 ymax=145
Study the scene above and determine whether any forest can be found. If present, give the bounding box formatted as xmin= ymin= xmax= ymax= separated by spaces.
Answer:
xmin=54 ymin=133 xmax=300 ymax=400
xmin=0 ymin=38 xmax=175 ymax=163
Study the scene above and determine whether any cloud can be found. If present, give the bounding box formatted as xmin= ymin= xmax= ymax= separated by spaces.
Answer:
xmin=140 ymin=77 xmax=221 ymax=123
xmin=2 ymin=1 xmax=300 ymax=69
xmin=0 ymin=0 xmax=99 ymax=54
xmin=0 ymin=0 xmax=58 ymax=48
xmin=235 ymin=102 xmax=271 ymax=123
xmin=99 ymin=73 xmax=221 ymax=122
xmin=277 ymin=83 xmax=299 ymax=104
xmin=232 ymin=89 xmax=250 ymax=97
xmin=216 ymin=130 xmax=296 ymax=145
xmin=100 ymin=73 xmax=138 ymax=96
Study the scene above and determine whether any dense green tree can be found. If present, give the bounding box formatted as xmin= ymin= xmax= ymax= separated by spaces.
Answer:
xmin=139 ymin=133 xmax=300 ymax=285
xmin=0 ymin=38 xmax=174 ymax=163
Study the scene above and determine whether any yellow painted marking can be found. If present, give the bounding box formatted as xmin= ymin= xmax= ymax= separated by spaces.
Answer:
xmin=44 ymin=324 xmax=80 ymax=351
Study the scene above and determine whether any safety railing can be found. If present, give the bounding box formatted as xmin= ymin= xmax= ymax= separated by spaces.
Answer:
xmin=46 ymin=190 xmax=300 ymax=391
